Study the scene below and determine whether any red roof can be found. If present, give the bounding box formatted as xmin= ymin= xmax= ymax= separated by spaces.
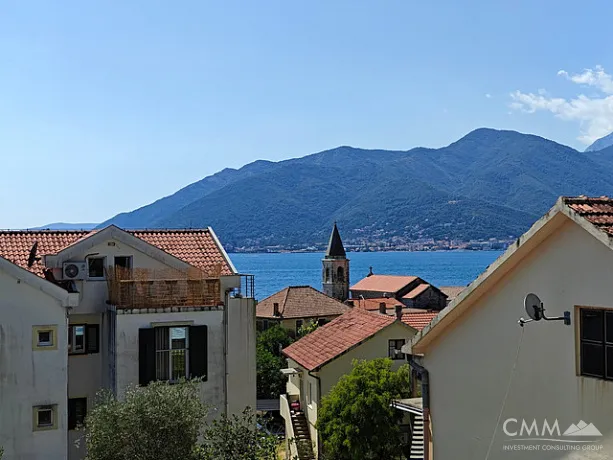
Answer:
xmin=564 ymin=196 xmax=613 ymax=235
xmin=256 ymin=286 xmax=350 ymax=319
xmin=401 ymin=312 xmax=438 ymax=331
xmin=0 ymin=228 xmax=233 ymax=277
xmin=350 ymin=275 xmax=418 ymax=294
xmin=349 ymin=297 xmax=403 ymax=311
xmin=439 ymin=286 xmax=465 ymax=301
xmin=402 ymin=283 xmax=431 ymax=299
xmin=282 ymin=308 xmax=397 ymax=371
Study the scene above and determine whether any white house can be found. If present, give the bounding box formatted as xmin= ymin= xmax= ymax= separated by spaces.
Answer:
xmin=0 ymin=225 xmax=256 ymax=460
xmin=403 ymin=196 xmax=613 ymax=460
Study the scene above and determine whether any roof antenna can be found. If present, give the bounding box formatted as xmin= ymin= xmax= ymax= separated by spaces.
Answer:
xmin=518 ymin=293 xmax=571 ymax=327
xmin=27 ymin=241 xmax=40 ymax=268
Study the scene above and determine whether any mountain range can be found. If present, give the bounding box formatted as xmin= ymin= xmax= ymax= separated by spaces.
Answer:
xmin=91 ymin=128 xmax=613 ymax=250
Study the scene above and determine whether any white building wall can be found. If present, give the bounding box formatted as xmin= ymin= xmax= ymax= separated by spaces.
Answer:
xmin=0 ymin=269 xmax=68 ymax=460
xmin=115 ymin=309 xmax=226 ymax=412
xmin=423 ymin=219 xmax=613 ymax=460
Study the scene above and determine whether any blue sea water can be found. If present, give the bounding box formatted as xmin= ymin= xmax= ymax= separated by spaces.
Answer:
xmin=230 ymin=251 xmax=503 ymax=300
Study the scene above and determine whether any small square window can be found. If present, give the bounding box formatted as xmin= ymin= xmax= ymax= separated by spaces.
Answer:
xmin=388 ymin=339 xmax=406 ymax=360
xmin=88 ymin=257 xmax=105 ymax=279
xmin=114 ymin=256 xmax=132 ymax=270
xmin=33 ymin=405 xmax=57 ymax=431
xmin=37 ymin=330 xmax=53 ymax=347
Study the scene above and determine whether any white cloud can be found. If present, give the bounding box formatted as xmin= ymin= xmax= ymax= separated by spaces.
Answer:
xmin=485 ymin=93 xmax=492 ymax=99
xmin=510 ymin=66 xmax=613 ymax=145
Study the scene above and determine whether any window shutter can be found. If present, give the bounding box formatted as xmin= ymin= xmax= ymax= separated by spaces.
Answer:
xmin=139 ymin=328 xmax=156 ymax=386
xmin=189 ymin=325 xmax=208 ymax=380
xmin=68 ymin=399 xmax=76 ymax=430
xmin=86 ymin=325 xmax=99 ymax=354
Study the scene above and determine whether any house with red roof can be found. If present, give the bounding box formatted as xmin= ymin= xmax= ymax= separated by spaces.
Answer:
xmin=256 ymin=286 xmax=350 ymax=336
xmin=403 ymin=196 xmax=613 ymax=460
xmin=350 ymin=273 xmax=448 ymax=311
xmin=0 ymin=225 xmax=255 ymax=460
xmin=278 ymin=306 xmax=437 ymax=459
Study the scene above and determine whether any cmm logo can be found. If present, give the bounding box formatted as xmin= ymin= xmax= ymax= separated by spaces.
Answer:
xmin=503 ymin=419 xmax=602 ymax=439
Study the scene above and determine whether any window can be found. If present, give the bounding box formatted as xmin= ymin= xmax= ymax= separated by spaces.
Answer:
xmin=388 ymin=339 xmax=406 ymax=360
xmin=37 ymin=330 xmax=53 ymax=347
xmin=114 ymin=256 xmax=132 ymax=270
xmin=87 ymin=257 xmax=105 ymax=279
xmin=307 ymin=381 xmax=314 ymax=406
xmin=68 ymin=324 xmax=99 ymax=355
xmin=138 ymin=325 xmax=208 ymax=386
xmin=32 ymin=325 xmax=58 ymax=351
xmin=317 ymin=318 xmax=329 ymax=327
xmin=295 ymin=320 xmax=303 ymax=331
xmin=325 ymin=268 xmax=330 ymax=282
xmin=337 ymin=267 xmax=344 ymax=282
xmin=33 ymin=405 xmax=57 ymax=431
xmin=579 ymin=308 xmax=613 ymax=380
xmin=68 ymin=398 xmax=87 ymax=430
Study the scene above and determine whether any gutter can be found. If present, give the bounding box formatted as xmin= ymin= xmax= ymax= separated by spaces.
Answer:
xmin=408 ymin=356 xmax=430 ymax=460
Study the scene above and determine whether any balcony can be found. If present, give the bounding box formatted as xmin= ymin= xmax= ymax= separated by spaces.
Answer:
xmin=107 ymin=267 xmax=221 ymax=309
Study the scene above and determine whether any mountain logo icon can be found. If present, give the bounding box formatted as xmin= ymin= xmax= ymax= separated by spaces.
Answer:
xmin=563 ymin=421 xmax=602 ymax=436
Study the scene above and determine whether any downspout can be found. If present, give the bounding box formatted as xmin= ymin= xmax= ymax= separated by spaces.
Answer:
xmin=408 ymin=356 xmax=430 ymax=460
xmin=308 ymin=370 xmax=322 ymax=458
xmin=224 ymin=288 xmax=231 ymax=415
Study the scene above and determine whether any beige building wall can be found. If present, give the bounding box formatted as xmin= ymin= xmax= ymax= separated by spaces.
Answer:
xmin=422 ymin=219 xmax=613 ymax=460
xmin=0 ymin=269 xmax=68 ymax=460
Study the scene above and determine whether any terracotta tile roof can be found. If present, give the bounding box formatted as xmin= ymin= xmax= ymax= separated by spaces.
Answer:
xmin=401 ymin=312 xmax=438 ymax=331
xmin=350 ymin=275 xmax=418 ymax=294
xmin=282 ymin=308 xmax=397 ymax=371
xmin=439 ymin=286 xmax=465 ymax=301
xmin=256 ymin=286 xmax=350 ymax=319
xmin=564 ymin=196 xmax=613 ymax=235
xmin=348 ymin=297 xmax=404 ymax=311
xmin=0 ymin=228 xmax=233 ymax=277
xmin=402 ymin=283 xmax=431 ymax=299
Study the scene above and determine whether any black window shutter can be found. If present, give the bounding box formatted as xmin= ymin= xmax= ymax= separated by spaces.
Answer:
xmin=86 ymin=325 xmax=100 ymax=354
xmin=68 ymin=399 xmax=76 ymax=430
xmin=189 ymin=325 xmax=208 ymax=380
xmin=139 ymin=328 xmax=156 ymax=386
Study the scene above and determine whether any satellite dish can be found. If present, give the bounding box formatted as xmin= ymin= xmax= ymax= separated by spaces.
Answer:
xmin=524 ymin=293 xmax=543 ymax=321
xmin=27 ymin=241 xmax=39 ymax=268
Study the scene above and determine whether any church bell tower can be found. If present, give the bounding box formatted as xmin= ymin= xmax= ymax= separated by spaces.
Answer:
xmin=322 ymin=222 xmax=349 ymax=301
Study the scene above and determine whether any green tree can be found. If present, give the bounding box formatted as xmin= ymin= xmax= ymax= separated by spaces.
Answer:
xmin=316 ymin=358 xmax=410 ymax=460
xmin=256 ymin=326 xmax=294 ymax=399
xmin=199 ymin=408 xmax=277 ymax=460
xmin=85 ymin=380 xmax=207 ymax=460
xmin=84 ymin=380 xmax=278 ymax=460
xmin=297 ymin=319 xmax=319 ymax=337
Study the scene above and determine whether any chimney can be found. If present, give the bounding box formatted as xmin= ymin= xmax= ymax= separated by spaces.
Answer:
xmin=367 ymin=266 xmax=374 ymax=277
xmin=273 ymin=302 xmax=280 ymax=317
xmin=395 ymin=304 xmax=403 ymax=321
xmin=379 ymin=302 xmax=387 ymax=315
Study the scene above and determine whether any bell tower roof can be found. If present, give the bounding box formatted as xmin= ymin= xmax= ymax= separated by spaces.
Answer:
xmin=326 ymin=222 xmax=346 ymax=258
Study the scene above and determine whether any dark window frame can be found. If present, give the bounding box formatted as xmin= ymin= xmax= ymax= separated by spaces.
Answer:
xmin=87 ymin=257 xmax=106 ymax=279
xmin=68 ymin=398 xmax=87 ymax=430
xmin=68 ymin=324 xmax=100 ymax=355
xmin=579 ymin=308 xmax=613 ymax=380
xmin=388 ymin=339 xmax=406 ymax=360
xmin=114 ymin=256 xmax=132 ymax=270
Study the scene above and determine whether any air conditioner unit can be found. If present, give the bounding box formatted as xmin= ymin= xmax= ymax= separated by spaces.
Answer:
xmin=62 ymin=262 xmax=87 ymax=280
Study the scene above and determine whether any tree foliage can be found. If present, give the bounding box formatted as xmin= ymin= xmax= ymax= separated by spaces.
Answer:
xmin=256 ymin=325 xmax=294 ymax=399
xmin=297 ymin=319 xmax=319 ymax=337
xmin=316 ymin=358 xmax=410 ymax=460
xmin=84 ymin=380 xmax=277 ymax=460
xmin=199 ymin=408 xmax=276 ymax=460
xmin=85 ymin=380 xmax=207 ymax=460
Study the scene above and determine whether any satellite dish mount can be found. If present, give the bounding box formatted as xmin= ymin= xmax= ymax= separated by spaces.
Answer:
xmin=518 ymin=293 xmax=571 ymax=327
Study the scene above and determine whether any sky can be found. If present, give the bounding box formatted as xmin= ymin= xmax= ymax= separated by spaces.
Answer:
xmin=2 ymin=0 xmax=613 ymax=228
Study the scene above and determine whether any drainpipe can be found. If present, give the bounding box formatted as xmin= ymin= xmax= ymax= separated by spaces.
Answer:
xmin=308 ymin=370 xmax=322 ymax=458
xmin=224 ymin=288 xmax=231 ymax=415
xmin=408 ymin=356 xmax=430 ymax=460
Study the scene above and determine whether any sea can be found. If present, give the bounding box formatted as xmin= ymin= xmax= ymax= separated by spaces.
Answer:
xmin=230 ymin=250 xmax=503 ymax=300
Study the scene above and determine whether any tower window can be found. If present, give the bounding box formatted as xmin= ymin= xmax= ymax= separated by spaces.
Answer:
xmin=337 ymin=267 xmax=345 ymax=282
xmin=325 ymin=268 xmax=330 ymax=282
